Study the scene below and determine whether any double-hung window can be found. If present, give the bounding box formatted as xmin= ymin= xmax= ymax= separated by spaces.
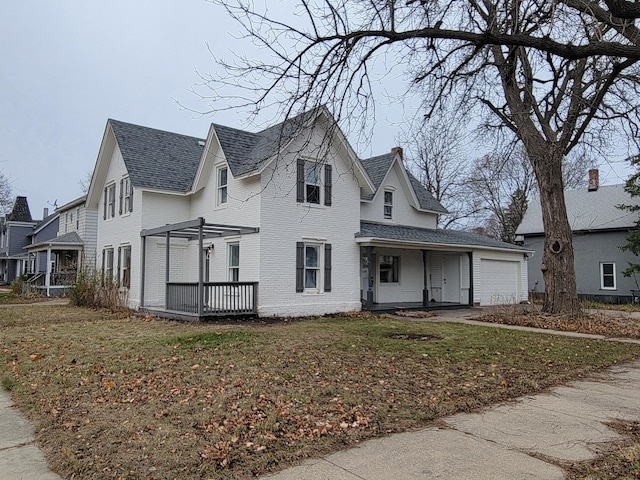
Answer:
xmin=103 ymin=248 xmax=114 ymax=283
xmin=228 ymin=242 xmax=239 ymax=281
xmin=304 ymin=162 xmax=321 ymax=204
xmin=121 ymin=245 xmax=131 ymax=288
xmin=384 ymin=190 xmax=394 ymax=219
xmin=296 ymin=242 xmax=332 ymax=293
xmin=296 ymin=159 xmax=332 ymax=206
xmin=123 ymin=177 xmax=133 ymax=214
xmin=379 ymin=255 xmax=399 ymax=283
xmin=600 ymin=262 xmax=616 ymax=290
xmin=217 ymin=167 xmax=228 ymax=206
xmin=105 ymin=184 xmax=116 ymax=219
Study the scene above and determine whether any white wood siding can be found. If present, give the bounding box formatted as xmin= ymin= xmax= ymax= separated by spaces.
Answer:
xmin=360 ymin=162 xmax=438 ymax=228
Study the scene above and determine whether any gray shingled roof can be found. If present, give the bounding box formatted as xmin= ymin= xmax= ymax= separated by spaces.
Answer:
xmin=516 ymin=184 xmax=640 ymax=235
xmin=109 ymin=120 xmax=205 ymax=193
xmin=360 ymin=154 xmax=448 ymax=214
xmin=6 ymin=196 xmax=32 ymax=222
xmin=216 ymin=108 xmax=320 ymax=176
xmin=357 ymin=221 xmax=528 ymax=251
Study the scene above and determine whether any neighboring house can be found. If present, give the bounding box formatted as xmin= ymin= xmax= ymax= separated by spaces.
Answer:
xmin=0 ymin=196 xmax=38 ymax=284
xmin=516 ymin=171 xmax=640 ymax=302
xmin=86 ymin=107 xmax=530 ymax=318
xmin=23 ymin=196 xmax=98 ymax=296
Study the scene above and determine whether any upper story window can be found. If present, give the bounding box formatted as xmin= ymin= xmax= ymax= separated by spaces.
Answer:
xmin=122 ymin=177 xmax=133 ymax=214
xmin=228 ymin=242 xmax=239 ymax=281
xmin=384 ymin=190 xmax=394 ymax=219
xmin=217 ymin=167 xmax=228 ymax=206
xmin=600 ymin=262 xmax=616 ymax=290
xmin=296 ymin=159 xmax=332 ymax=206
xmin=304 ymin=162 xmax=321 ymax=204
xmin=104 ymin=183 xmax=116 ymax=220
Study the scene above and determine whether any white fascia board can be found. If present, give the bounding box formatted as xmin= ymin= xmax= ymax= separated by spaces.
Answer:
xmin=86 ymin=122 xmax=117 ymax=208
xmin=355 ymin=236 xmax=533 ymax=254
xmin=190 ymin=124 xmax=220 ymax=193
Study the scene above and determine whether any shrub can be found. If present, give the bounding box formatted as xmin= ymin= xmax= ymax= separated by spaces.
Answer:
xmin=9 ymin=275 xmax=25 ymax=295
xmin=69 ymin=269 xmax=129 ymax=313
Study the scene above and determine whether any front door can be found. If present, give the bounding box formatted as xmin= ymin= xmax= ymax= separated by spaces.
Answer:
xmin=442 ymin=255 xmax=460 ymax=303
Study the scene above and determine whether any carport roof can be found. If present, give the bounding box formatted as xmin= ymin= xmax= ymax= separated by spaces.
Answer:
xmin=141 ymin=217 xmax=259 ymax=240
xmin=356 ymin=221 xmax=531 ymax=252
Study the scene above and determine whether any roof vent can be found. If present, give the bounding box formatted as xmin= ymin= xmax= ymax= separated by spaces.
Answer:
xmin=588 ymin=169 xmax=599 ymax=192
xmin=197 ymin=140 xmax=206 ymax=147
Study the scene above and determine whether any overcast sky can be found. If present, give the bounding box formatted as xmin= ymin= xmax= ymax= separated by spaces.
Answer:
xmin=0 ymin=1 xmax=634 ymax=219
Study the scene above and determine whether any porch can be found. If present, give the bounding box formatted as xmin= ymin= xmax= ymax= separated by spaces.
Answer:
xmin=140 ymin=217 xmax=260 ymax=319
xmin=23 ymin=233 xmax=84 ymax=296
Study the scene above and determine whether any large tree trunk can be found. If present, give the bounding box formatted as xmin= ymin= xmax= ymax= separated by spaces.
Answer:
xmin=530 ymin=147 xmax=581 ymax=315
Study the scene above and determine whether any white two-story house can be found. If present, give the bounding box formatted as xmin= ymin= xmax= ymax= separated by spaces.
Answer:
xmin=86 ymin=107 xmax=529 ymax=318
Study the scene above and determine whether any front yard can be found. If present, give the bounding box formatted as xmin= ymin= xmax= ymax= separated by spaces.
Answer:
xmin=1 ymin=304 xmax=640 ymax=479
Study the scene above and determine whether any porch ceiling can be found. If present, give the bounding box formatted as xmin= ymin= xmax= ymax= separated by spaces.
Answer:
xmin=140 ymin=217 xmax=259 ymax=240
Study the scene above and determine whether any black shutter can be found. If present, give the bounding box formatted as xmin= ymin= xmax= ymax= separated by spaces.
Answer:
xmin=324 ymin=244 xmax=332 ymax=292
xmin=103 ymin=187 xmax=107 ymax=220
xmin=130 ymin=184 xmax=134 ymax=212
xmin=101 ymin=249 xmax=105 ymax=285
xmin=119 ymin=179 xmax=123 ymax=215
xmin=324 ymin=164 xmax=332 ymax=206
xmin=117 ymin=247 xmax=121 ymax=286
xmin=296 ymin=242 xmax=304 ymax=292
xmin=296 ymin=159 xmax=305 ymax=203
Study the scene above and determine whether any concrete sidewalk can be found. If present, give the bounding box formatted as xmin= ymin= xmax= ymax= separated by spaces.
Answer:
xmin=262 ymin=359 xmax=640 ymax=479
xmin=0 ymin=390 xmax=62 ymax=479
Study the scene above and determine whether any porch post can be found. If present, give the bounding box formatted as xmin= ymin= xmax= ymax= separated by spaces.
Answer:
xmin=140 ymin=235 xmax=146 ymax=308
xmin=197 ymin=217 xmax=204 ymax=317
xmin=467 ymin=251 xmax=474 ymax=307
xmin=45 ymin=246 xmax=52 ymax=296
xmin=365 ymin=246 xmax=374 ymax=310
xmin=422 ymin=250 xmax=429 ymax=307
xmin=165 ymin=232 xmax=170 ymax=309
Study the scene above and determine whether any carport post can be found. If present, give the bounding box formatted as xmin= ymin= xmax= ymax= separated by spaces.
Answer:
xmin=165 ymin=232 xmax=170 ymax=309
xmin=140 ymin=235 xmax=146 ymax=308
xmin=422 ymin=250 xmax=429 ymax=307
xmin=197 ymin=218 xmax=204 ymax=317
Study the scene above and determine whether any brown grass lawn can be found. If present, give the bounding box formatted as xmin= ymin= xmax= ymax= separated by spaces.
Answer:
xmin=2 ymin=305 xmax=640 ymax=479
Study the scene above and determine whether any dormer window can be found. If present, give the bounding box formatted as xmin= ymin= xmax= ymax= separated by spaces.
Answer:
xmin=384 ymin=190 xmax=393 ymax=219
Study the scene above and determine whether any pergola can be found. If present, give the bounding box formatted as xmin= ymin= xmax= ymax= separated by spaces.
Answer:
xmin=140 ymin=217 xmax=259 ymax=317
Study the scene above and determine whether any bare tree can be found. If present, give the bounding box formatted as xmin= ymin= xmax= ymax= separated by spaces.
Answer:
xmin=468 ymin=148 xmax=597 ymax=241
xmin=401 ymin=112 xmax=481 ymax=228
xmin=0 ymin=171 xmax=12 ymax=215
xmin=209 ymin=1 xmax=640 ymax=314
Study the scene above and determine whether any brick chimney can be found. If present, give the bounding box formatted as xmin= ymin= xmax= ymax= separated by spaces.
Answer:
xmin=391 ymin=146 xmax=403 ymax=159
xmin=588 ymin=169 xmax=599 ymax=192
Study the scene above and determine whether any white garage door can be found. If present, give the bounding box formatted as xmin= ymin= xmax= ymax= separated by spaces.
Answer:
xmin=479 ymin=259 xmax=520 ymax=305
